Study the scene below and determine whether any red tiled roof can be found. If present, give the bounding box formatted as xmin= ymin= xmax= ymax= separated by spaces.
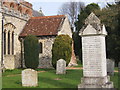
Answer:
xmin=19 ymin=15 xmax=65 ymax=37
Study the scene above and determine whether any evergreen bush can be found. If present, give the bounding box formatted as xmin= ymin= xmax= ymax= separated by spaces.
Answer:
xmin=52 ymin=35 xmax=72 ymax=69
xmin=24 ymin=35 xmax=39 ymax=69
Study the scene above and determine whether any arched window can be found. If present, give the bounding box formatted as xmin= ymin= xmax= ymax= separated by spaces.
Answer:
xmin=39 ymin=42 xmax=43 ymax=54
xmin=4 ymin=23 xmax=16 ymax=55
xmin=4 ymin=31 xmax=6 ymax=55
xmin=12 ymin=32 xmax=14 ymax=55
xmin=8 ymin=31 xmax=10 ymax=55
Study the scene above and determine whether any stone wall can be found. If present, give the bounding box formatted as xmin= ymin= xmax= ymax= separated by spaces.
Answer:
xmin=3 ymin=14 xmax=27 ymax=69
xmin=4 ymin=55 xmax=15 ymax=69
xmin=38 ymin=36 xmax=55 ymax=68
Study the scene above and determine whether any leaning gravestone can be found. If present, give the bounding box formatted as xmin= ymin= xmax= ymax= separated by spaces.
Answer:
xmin=22 ymin=69 xmax=38 ymax=87
xmin=107 ymin=59 xmax=115 ymax=76
xmin=78 ymin=12 xmax=113 ymax=88
xmin=56 ymin=59 xmax=66 ymax=74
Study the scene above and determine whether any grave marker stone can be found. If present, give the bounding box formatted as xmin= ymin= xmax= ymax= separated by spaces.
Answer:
xmin=56 ymin=59 xmax=66 ymax=74
xmin=22 ymin=69 xmax=38 ymax=87
xmin=107 ymin=59 xmax=115 ymax=76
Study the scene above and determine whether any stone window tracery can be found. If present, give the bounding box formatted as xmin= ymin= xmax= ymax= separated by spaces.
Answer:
xmin=4 ymin=23 xmax=16 ymax=55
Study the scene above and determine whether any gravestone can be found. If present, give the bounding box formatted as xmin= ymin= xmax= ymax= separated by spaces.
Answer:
xmin=56 ymin=59 xmax=66 ymax=74
xmin=107 ymin=59 xmax=115 ymax=76
xmin=78 ymin=12 xmax=113 ymax=88
xmin=22 ymin=69 xmax=38 ymax=87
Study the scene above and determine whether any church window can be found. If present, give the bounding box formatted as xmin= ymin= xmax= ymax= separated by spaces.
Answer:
xmin=39 ymin=42 xmax=43 ymax=54
xmin=8 ymin=31 xmax=10 ymax=55
xmin=12 ymin=32 xmax=14 ymax=55
xmin=4 ymin=32 xmax=6 ymax=55
xmin=4 ymin=23 xmax=15 ymax=55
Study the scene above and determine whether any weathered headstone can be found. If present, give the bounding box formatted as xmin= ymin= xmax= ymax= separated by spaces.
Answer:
xmin=22 ymin=69 xmax=38 ymax=87
xmin=56 ymin=59 xmax=66 ymax=74
xmin=107 ymin=59 xmax=115 ymax=76
xmin=78 ymin=12 xmax=113 ymax=88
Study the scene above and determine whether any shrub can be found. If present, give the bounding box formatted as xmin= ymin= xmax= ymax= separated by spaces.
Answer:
xmin=24 ymin=35 xmax=39 ymax=69
xmin=52 ymin=35 xmax=72 ymax=69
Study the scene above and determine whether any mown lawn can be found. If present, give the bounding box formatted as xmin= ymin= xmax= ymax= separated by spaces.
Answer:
xmin=2 ymin=68 xmax=119 ymax=89
xmin=2 ymin=69 xmax=83 ymax=88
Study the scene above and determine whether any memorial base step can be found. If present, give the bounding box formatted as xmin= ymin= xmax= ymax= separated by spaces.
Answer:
xmin=78 ymin=76 xmax=113 ymax=88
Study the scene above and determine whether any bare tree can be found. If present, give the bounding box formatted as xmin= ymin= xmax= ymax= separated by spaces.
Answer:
xmin=58 ymin=2 xmax=85 ymax=32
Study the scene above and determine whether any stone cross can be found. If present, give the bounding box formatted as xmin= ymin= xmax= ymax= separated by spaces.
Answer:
xmin=78 ymin=12 xmax=113 ymax=88
xmin=107 ymin=59 xmax=115 ymax=76
xmin=56 ymin=59 xmax=66 ymax=74
xmin=22 ymin=69 xmax=38 ymax=87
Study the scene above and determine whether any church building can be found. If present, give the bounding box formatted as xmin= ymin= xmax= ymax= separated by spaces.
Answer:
xmin=0 ymin=0 xmax=73 ymax=69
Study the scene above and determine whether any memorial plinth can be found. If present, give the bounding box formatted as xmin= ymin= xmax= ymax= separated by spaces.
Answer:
xmin=78 ymin=12 xmax=113 ymax=88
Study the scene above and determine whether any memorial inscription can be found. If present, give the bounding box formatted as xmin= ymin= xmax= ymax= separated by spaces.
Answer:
xmin=82 ymin=36 xmax=104 ymax=77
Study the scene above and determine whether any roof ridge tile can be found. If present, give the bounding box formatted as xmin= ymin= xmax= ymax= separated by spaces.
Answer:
xmin=31 ymin=15 xmax=65 ymax=19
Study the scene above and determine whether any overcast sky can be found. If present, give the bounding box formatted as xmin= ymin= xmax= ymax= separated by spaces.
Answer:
xmin=25 ymin=0 xmax=115 ymax=16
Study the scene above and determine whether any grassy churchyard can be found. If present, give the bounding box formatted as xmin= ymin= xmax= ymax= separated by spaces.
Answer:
xmin=2 ymin=66 xmax=119 ymax=88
